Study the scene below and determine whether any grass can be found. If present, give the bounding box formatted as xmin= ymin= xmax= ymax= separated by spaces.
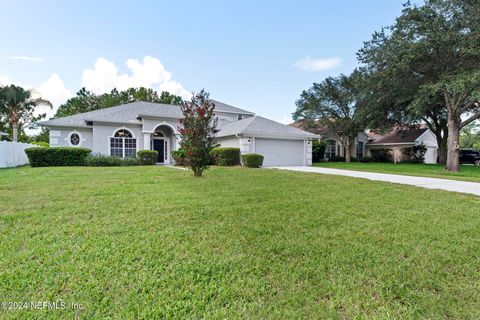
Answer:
xmin=1 ymin=166 xmax=480 ymax=319
xmin=313 ymin=162 xmax=480 ymax=183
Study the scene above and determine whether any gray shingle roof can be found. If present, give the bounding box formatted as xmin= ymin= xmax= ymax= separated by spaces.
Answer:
xmin=40 ymin=100 xmax=255 ymax=128
xmin=211 ymin=100 xmax=255 ymax=115
xmin=216 ymin=116 xmax=318 ymax=139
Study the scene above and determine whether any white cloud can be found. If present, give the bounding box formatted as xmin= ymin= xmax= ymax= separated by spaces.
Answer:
xmin=82 ymin=56 xmax=191 ymax=99
xmin=293 ymin=56 xmax=341 ymax=73
xmin=35 ymin=74 xmax=72 ymax=119
xmin=279 ymin=114 xmax=293 ymax=125
xmin=3 ymin=56 xmax=43 ymax=62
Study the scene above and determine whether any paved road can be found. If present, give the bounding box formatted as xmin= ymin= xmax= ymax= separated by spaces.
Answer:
xmin=270 ymin=166 xmax=480 ymax=196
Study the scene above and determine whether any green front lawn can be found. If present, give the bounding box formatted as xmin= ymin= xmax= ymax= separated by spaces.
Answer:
xmin=1 ymin=166 xmax=480 ymax=319
xmin=314 ymin=162 xmax=480 ymax=183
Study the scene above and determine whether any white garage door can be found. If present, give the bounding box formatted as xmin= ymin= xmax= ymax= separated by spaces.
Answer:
xmin=255 ymin=138 xmax=304 ymax=166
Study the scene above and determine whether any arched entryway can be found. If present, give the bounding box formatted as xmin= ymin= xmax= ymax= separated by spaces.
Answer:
xmin=151 ymin=125 xmax=176 ymax=164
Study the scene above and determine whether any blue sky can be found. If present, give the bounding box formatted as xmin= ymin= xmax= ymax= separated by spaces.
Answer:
xmin=0 ymin=0 xmax=414 ymax=123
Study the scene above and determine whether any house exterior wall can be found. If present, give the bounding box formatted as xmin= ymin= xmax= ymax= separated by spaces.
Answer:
xmin=49 ymin=127 xmax=93 ymax=150
xmin=216 ymin=136 xmax=241 ymax=148
xmin=320 ymin=129 xmax=369 ymax=159
xmin=91 ymin=123 xmax=142 ymax=155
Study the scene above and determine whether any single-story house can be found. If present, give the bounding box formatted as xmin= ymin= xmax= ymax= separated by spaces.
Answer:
xmin=290 ymin=121 xmax=438 ymax=164
xmin=366 ymin=128 xmax=438 ymax=164
xmin=40 ymin=100 xmax=317 ymax=166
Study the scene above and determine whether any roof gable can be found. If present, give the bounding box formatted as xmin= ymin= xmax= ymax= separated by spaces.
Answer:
xmin=217 ymin=116 xmax=318 ymax=138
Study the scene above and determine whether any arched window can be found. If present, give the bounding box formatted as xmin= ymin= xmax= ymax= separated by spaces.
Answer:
xmin=110 ymin=129 xmax=136 ymax=158
xmin=325 ymin=140 xmax=336 ymax=160
xmin=357 ymin=141 xmax=364 ymax=158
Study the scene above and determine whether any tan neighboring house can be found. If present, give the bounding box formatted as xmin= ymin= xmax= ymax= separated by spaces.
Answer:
xmin=290 ymin=121 xmax=438 ymax=164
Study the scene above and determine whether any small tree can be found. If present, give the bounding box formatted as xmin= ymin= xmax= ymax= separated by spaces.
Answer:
xmin=178 ymin=90 xmax=217 ymax=177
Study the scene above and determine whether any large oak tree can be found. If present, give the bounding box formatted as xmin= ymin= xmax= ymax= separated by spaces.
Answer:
xmin=293 ymin=71 xmax=367 ymax=162
xmin=358 ymin=0 xmax=480 ymax=171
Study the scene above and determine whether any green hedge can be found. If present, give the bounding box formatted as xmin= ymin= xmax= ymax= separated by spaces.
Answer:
xmin=241 ymin=153 xmax=264 ymax=168
xmin=25 ymin=147 xmax=91 ymax=167
xmin=137 ymin=150 xmax=158 ymax=165
xmin=210 ymin=147 xmax=241 ymax=166
xmin=85 ymin=155 xmax=141 ymax=166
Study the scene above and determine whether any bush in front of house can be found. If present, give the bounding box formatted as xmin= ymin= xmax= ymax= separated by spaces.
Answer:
xmin=25 ymin=147 xmax=91 ymax=167
xmin=85 ymin=155 xmax=141 ymax=166
xmin=401 ymin=143 xmax=427 ymax=163
xmin=85 ymin=155 xmax=122 ymax=166
xmin=171 ymin=149 xmax=186 ymax=166
xmin=358 ymin=156 xmax=373 ymax=162
xmin=329 ymin=155 xmax=346 ymax=162
xmin=137 ymin=150 xmax=158 ymax=165
xmin=210 ymin=147 xmax=241 ymax=166
xmin=370 ymin=148 xmax=392 ymax=163
xmin=241 ymin=153 xmax=264 ymax=168
xmin=312 ymin=140 xmax=326 ymax=162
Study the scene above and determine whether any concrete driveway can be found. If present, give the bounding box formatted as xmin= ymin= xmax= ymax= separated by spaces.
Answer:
xmin=270 ymin=166 xmax=480 ymax=197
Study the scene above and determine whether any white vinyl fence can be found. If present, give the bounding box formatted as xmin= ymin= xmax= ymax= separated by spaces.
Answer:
xmin=0 ymin=141 xmax=37 ymax=168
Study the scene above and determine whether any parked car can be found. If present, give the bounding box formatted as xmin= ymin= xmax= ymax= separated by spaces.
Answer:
xmin=459 ymin=149 xmax=480 ymax=166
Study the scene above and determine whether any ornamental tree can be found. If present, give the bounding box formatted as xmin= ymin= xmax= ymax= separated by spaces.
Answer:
xmin=178 ymin=90 xmax=217 ymax=177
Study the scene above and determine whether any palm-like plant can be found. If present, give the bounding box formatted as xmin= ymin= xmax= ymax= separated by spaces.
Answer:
xmin=0 ymin=85 xmax=52 ymax=142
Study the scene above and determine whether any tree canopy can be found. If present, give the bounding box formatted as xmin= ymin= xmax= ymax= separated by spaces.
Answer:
xmin=55 ymin=87 xmax=183 ymax=118
xmin=294 ymin=71 xmax=367 ymax=162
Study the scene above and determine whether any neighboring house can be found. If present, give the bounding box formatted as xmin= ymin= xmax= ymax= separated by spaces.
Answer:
xmin=290 ymin=121 xmax=439 ymax=164
xmin=366 ymin=128 xmax=438 ymax=164
xmin=289 ymin=122 xmax=370 ymax=160
xmin=40 ymin=100 xmax=317 ymax=166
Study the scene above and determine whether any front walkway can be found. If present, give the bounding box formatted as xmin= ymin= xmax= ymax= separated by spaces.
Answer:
xmin=270 ymin=166 xmax=480 ymax=196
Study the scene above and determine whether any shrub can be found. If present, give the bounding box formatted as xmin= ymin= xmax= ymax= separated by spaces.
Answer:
xmin=330 ymin=155 xmax=346 ymax=162
xmin=85 ymin=155 xmax=140 ymax=166
xmin=312 ymin=140 xmax=326 ymax=162
xmin=137 ymin=150 xmax=158 ymax=165
xmin=241 ymin=153 xmax=264 ymax=168
xmin=370 ymin=148 xmax=392 ymax=163
xmin=358 ymin=156 xmax=373 ymax=163
xmin=120 ymin=157 xmax=140 ymax=166
xmin=25 ymin=147 xmax=91 ymax=167
xmin=171 ymin=149 xmax=186 ymax=166
xmin=401 ymin=143 xmax=427 ymax=163
xmin=85 ymin=155 xmax=122 ymax=166
xmin=31 ymin=141 xmax=49 ymax=148
xmin=210 ymin=147 xmax=241 ymax=166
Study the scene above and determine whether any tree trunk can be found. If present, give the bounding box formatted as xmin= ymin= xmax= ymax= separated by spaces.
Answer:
xmin=445 ymin=112 xmax=460 ymax=172
xmin=12 ymin=123 xmax=18 ymax=142
xmin=438 ymin=133 xmax=448 ymax=164
xmin=344 ymin=138 xmax=351 ymax=163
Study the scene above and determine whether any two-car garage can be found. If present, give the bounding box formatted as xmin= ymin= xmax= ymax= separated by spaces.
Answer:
xmin=254 ymin=138 xmax=305 ymax=166
xmin=215 ymin=115 xmax=318 ymax=167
